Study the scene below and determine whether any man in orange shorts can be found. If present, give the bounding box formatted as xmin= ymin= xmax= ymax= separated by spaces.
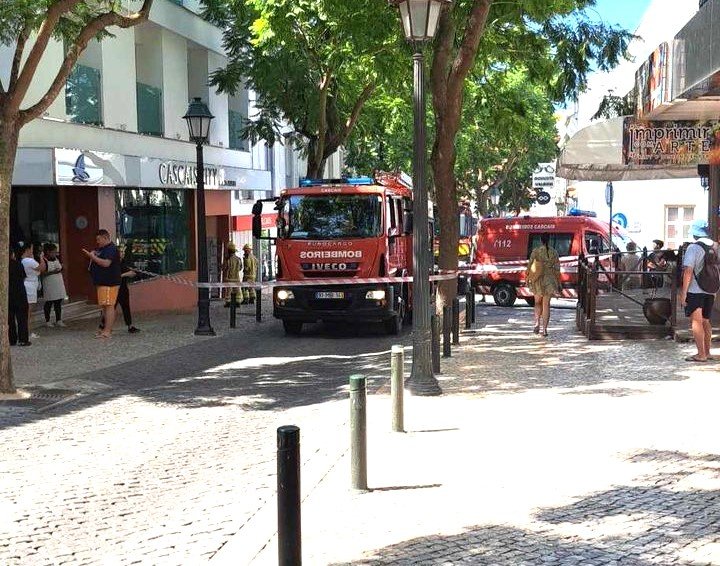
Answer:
xmin=83 ymin=229 xmax=122 ymax=339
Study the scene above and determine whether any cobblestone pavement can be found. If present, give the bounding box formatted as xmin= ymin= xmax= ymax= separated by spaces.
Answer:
xmin=2 ymin=301 xmax=719 ymax=565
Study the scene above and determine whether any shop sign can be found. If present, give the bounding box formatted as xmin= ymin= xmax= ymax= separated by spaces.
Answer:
xmin=158 ymin=160 xmax=226 ymax=189
xmin=233 ymin=213 xmax=276 ymax=232
xmin=532 ymin=163 xmax=555 ymax=189
xmin=635 ymin=42 xmax=670 ymax=118
xmin=55 ymin=148 xmax=124 ymax=186
xmin=622 ymin=118 xmax=720 ymax=166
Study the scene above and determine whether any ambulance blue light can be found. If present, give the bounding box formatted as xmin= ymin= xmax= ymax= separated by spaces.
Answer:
xmin=568 ymin=208 xmax=597 ymax=217
xmin=299 ymin=176 xmax=374 ymax=187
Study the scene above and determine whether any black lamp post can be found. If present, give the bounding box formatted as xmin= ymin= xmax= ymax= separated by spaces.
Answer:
xmin=490 ymin=187 xmax=500 ymax=217
xmin=184 ymin=97 xmax=216 ymax=336
xmin=390 ymin=0 xmax=451 ymax=396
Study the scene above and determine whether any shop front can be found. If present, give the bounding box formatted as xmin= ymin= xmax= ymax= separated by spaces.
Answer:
xmin=11 ymin=147 xmax=271 ymax=312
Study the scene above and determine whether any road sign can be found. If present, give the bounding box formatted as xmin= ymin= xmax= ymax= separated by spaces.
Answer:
xmin=611 ymin=212 xmax=627 ymax=229
xmin=532 ymin=162 xmax=555 ymax=189
xmin=536 ymin=191 xmax=551 ymax=205
xmin=605 ymin=182 xmax=614 ymax=206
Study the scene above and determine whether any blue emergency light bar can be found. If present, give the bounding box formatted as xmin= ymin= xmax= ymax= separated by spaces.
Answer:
xmin=568 ymin=208 xmax=597 ymax=217
xmin=299 ymin=176 xmax=374 ymax=187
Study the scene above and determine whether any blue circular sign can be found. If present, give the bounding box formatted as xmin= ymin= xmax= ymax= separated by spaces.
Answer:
xmin=612 ymin=212 xmax=627 ymax=228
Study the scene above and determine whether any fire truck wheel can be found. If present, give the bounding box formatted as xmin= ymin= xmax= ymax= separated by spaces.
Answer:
xmin=524 ymin=297 xmax=535 ymax=307
xmin=283 ymin=320 xmax=303 ymax=335
xmin=492 ymin=283 xmax=517 ymax=307
xmin=385 ymin=313 xmax=402 ymax=335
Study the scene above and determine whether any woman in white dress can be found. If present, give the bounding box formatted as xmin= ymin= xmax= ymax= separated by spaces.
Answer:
xmin=41 ymin=242 xmax=67 ymax=327
xmin=20 ymin=242 xmax=46 ymax=338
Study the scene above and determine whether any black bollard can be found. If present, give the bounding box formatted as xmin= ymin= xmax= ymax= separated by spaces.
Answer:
xmin=229 ymin=289 xmax=238 ymax=328
xmin=256 ymin=287 xmax=262 ymax=322
xmin=465 ymin=290 xmax=472 ymax=329
xmin=431 ymin=314 xmax=441 ymax=373
xmin=442 ymin=305 xmax=452 ymax=358
xmin=277 ymin=425 xmax=301 ymax=566
xmin=471 ymin=287 xmax=476 ymax=323
xmin=452 ymin=297 xmax=460 ymax=345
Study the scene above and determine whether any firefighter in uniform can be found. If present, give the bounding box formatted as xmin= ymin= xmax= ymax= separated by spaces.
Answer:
xmin=241 ymin=243 xmax=258 ymax=304
xmin=222 ymin=242 xmax=242 ymax=306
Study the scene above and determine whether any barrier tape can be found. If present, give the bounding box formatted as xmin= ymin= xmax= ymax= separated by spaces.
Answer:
xmin=132 ymin=268 xmax=459 ymax=290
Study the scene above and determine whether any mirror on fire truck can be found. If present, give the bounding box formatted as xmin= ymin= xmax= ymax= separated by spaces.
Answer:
xmin=403 ymin=210 xmax=413 ymax=234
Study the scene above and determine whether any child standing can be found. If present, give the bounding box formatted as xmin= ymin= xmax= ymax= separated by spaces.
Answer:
xmin=41 ymin=243 xmax=67 ymax=327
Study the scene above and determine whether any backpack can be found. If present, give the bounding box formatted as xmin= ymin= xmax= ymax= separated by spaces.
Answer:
xmin=693 ymin=242 xmax=720 ymax=294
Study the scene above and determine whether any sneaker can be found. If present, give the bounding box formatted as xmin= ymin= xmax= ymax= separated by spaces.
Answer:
xmin=128 ymin=326 xmax=141 ymax=334
xmin=46 ymin=321 xmax=55 ymax=328
xmin=29 ymin=333 xmax=39 ymax=339
xmin=56 ymin=320 xmax=67 ymax=327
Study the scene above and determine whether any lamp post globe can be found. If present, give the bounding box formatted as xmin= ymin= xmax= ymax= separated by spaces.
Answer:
xmin=390 ymin=0 xmax=452 ymax=396
xmin=490 ymin=187 xmax=500 ymax=216
xmin=183 ymin=97 xmax=216 ymax=336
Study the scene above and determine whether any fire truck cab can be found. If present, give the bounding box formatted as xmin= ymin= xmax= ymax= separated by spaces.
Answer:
xmin=253 ymin=173 xmax=414 ymax=335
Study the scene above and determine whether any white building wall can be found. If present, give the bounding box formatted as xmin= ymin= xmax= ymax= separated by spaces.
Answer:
xmin=18 ymin=37 xmax=67 ymax=119
xmin=101 ymin=28 xmax=138 ymax=132
xmin=161 ymin=29 xmax=189 ymax=142
xmin=207 ymin=51 xmax=229 ymax=148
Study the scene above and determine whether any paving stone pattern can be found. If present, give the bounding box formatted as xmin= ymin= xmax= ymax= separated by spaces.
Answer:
xmin=2 ymin=302 xmax=720 ymax=565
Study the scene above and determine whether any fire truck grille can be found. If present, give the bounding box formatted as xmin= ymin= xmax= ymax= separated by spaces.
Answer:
xmin=301 ymin=271 xmax=359 ymax=278
xmin=308 ymin=299 xmax=352 ymax=310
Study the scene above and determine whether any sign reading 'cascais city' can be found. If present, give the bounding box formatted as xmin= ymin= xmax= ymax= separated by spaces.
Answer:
xmin=622 ymin=118 xmax=720 ymax=166
xmin=158 ymin=160 xmax=226 ymax=189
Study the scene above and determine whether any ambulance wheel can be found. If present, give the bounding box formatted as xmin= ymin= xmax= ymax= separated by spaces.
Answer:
xmin=525 ymin=297 xmax=535 ymax=307
xmin=493 ymin=283 xmax=517 ymax=307
xmin=283 ymin=320 xmax=303 ymax=335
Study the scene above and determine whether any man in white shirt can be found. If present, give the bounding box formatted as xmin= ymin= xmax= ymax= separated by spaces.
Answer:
xmin=680 ymin=220 xmax=718 ymax=362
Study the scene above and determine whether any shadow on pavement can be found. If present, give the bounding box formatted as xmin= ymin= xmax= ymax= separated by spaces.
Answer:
xmin=337 ymin=449 xmax=719 ymax=565
xmin=0 ymin=319 xmax=410 ymax=431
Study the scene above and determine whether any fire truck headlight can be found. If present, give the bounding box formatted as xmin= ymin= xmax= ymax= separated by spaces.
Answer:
xmin=365 ymin=290 xmax=386 ymax=301
xmin=276 ymin=289 xmax=294 ymax=301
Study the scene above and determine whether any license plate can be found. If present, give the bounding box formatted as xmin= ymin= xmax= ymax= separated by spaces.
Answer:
xmin=316 ymin=291 xmax=345 ymax=299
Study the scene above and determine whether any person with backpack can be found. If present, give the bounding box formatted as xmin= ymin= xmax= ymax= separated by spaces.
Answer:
xmin=679 ymin=219 xmax=720 ymax=363
xmin=526 ymin=233 xmax=561 ymax=337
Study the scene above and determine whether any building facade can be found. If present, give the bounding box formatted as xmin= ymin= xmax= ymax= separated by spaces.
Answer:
xmin=1 ymin=0 xmax=341 ymax=311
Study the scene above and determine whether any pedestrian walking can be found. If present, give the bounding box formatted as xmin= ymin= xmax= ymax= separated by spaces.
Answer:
xmin=83 ymin=229 xmax=121 ymax=339
xmin=241 ymin=243 xmax=257 ymax=304
xmin=8 ymin=247 xmax=30 ymax=346
xmin=222 ymin=242 xmax=242 ymax=307
xmin=41 ymin=243 xmax=67 ymax=327
xmin=679 ymin=220 xmax=720 ymax=363
xmin=20 ymin=242 xmax=46 ymax=339
xmin=526 ymin=233 xmax=561 ymax=337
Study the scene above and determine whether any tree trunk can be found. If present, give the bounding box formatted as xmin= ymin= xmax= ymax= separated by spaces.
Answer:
xmin=306 ymin=138 xmax=329 ymax=178
xmin=0 ymin=113 xmax=19 ymax=394
xmin=431 ymin=121 xmax=460 ymax=311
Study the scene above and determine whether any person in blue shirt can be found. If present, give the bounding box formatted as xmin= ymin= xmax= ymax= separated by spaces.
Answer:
xmin=679 ymin=220 xmax=718 ymax=362
xmin=83 ymin=229 xmax=121 ymax=339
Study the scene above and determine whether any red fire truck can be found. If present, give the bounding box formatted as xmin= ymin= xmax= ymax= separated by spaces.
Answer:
xmin=252 ymin=173 xmax=414 ymax=335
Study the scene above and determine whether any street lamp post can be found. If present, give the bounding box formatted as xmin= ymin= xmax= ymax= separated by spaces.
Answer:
xmin=489 ymin=187 xmax=500 ymax=217
xmin=184 ymin=97 xmax=216 ymax=336
xmin=390 ymin=0 xmax=451 ymax=396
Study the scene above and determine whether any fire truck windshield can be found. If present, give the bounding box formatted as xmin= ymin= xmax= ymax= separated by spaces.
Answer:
xmin=283 ymin=194 xmax=382 ymax=240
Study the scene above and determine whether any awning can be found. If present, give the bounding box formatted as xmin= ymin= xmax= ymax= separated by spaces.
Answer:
xmin=557 ymin=116 xmax=698 ymax=181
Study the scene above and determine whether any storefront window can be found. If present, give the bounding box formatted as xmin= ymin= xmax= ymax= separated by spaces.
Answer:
xmin=116 ymin=189 xmax=191 ymax=275
xmin=10 ymin=187 xmax=59 ymax=248
xmin=66 ymin=64 xmax=103 ymax=126
xmin=136 ymin=83 xmax=164 ymax=136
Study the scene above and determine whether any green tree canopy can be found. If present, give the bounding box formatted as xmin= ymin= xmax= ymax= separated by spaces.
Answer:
xmin=204 ymin=0 xmax=404 ymax=178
